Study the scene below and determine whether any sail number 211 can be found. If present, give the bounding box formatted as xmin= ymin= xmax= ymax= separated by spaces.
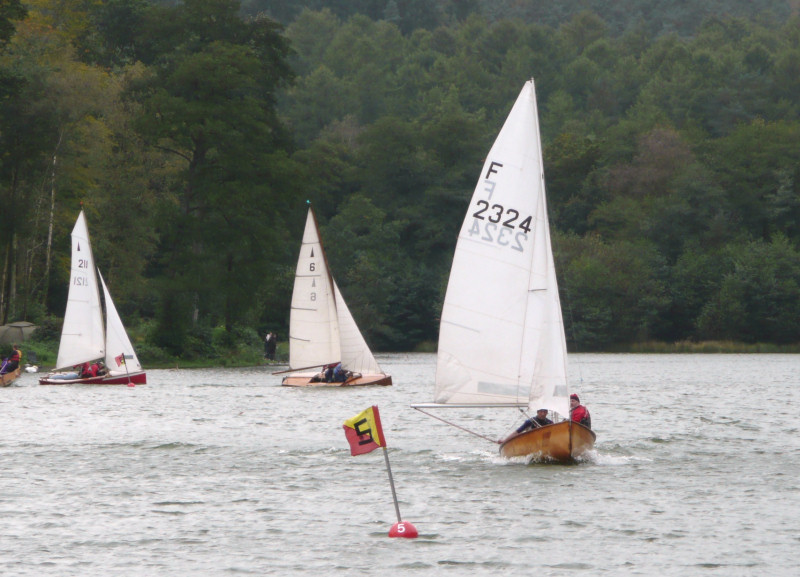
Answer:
xmin=73 ymin=258 xmax=90 ymax=285
xmin=468 ymin=200 xmax=532 ymax=252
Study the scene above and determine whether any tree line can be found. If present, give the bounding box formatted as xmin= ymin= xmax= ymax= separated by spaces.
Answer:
xmin=1 ymin=0 xmax=799 ymax=361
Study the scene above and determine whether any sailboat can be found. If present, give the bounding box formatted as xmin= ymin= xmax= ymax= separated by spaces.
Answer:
xmin=39 ymin=211 xmax=146 ymax=385
xmin=412 ymin=79 xmax=595 ymax=462
xmin=280 ymin=205 xmax=391 ymax=387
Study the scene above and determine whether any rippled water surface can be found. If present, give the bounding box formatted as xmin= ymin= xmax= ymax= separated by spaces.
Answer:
xmin=1 ymin=353 xmax=799 ymax=576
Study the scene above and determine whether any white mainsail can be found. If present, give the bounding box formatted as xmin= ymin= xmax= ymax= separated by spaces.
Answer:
xmin=287 ymin=206 xmax=384 ymax=376
xmin=55 ymin=211 xmax=105 ymax=370
xmin=288 ymin=207 xmax=340 ymax=370
xmin=433 ymin=79 xmax=570 ymax=417
xmin=99 ymin=271 xmax=143 ymax=375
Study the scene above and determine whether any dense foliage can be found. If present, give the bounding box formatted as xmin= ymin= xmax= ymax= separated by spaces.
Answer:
xmin=1 ymin=0 xmax=799 ymax=360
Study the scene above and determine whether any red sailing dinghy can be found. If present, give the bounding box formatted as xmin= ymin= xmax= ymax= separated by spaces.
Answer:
xmin=413 ymin=79 xmax=594 ymax=462
xmin=39 ymin=211 xmax=146 ymax=385
xmin=280 ymin=206 xmax=391 ymax=387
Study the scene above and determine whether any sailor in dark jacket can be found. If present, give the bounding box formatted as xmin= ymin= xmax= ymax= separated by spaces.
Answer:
xmin=515 ymin=408 xmax=554 ymax=433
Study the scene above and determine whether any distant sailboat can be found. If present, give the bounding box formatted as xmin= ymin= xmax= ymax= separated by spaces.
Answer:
xmin=413 ymin=79 xmax=595 ymax=462
xmin=280 ymin=205 xmax=391 ymax=387
xmin=39 ymin=211 xmax=146 ymax=385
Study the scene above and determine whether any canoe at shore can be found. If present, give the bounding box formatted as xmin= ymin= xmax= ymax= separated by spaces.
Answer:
xmin=0 ymin=368 xmax=20 ymax=387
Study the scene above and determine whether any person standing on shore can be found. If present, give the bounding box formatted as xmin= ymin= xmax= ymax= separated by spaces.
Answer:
xmin=265 ymin=332 xmax=277 ymax=361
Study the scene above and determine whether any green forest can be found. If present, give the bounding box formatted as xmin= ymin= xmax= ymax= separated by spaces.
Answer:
xmin=1 ymin=0 xmax=800 ymax=364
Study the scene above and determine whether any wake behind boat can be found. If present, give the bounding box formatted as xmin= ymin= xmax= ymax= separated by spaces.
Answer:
xmin=280 ymin=205 xmax=391 ymax=387
xmin=412 ymin=79 xmax=595 ymax=462
xmin=39 ymin=211 xmax=146 ymax=386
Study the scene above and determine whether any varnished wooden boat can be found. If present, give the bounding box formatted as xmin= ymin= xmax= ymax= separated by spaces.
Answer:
xmin=281 ymin=373 xmax=392 ymax=387
xmin=499 ymin=420 xmax=596 ymax=462
xmin=413 ymin=80 xmax=598 ymax=459
xmin=0 ymin=368 xmax=21 ymax=387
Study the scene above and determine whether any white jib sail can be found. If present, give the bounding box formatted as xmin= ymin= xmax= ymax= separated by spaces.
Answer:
xmin=55 ymin=211 xmax=105 ymax=370
xmin=333 ymin=281 xmax=382 ymax=375
xmin=434 ymin=79 xmax=570 ymax=417
xmin=288 ymin=207 xmax=341 ymax=370
xmin=99 ymin=271 xmax=143 ymax=375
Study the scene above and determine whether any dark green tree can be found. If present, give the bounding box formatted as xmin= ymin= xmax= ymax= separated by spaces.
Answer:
xmin=697 ymin=235 xmax=800 ymax=343
xmin=129 ymin=0 xmax=294 ymax=347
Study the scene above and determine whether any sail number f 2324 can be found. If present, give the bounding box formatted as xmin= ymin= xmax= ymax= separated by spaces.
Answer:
xmin=467 ymin=161 xmax=534 ymax=252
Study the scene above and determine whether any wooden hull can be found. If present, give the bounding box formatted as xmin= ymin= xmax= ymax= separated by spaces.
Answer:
xmin=0 ymin=368 xmax=20 ymax=387
xmin=281 ymin=373 xmax=392 ymax=387
xmin=499 ymin=420 xmax=596 ymax=463
xmin=39 ymin=371 xmax=147 ymax=385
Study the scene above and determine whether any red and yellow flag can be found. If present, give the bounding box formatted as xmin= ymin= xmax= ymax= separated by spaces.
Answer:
xmin=343 ymin=405 xmax=386 ymax=456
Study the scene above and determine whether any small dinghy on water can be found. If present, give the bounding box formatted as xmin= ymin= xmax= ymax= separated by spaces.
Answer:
xmin=279 ymin=205 xmax=391 ymax=387
xmin=412 ymin=79 xmax=595 ymax=462
xmin=39 ymin=211 xmax=146 ymax=386
xmin=0 ymin=368 xmax=20 ymax=386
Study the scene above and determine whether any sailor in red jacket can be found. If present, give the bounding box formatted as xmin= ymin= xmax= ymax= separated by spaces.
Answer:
xmin=569 ymin=393 xmax=591 ymax=429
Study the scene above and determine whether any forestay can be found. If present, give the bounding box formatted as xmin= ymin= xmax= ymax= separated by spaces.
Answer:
xmin=434 ymin=79 xmax=570 ymax=417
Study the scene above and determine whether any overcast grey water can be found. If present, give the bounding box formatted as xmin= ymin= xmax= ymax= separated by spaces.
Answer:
xmin=1 ymin=353 xmax=798 ymax=576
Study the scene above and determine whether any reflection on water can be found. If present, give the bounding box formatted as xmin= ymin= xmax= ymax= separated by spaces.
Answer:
xmin=1 ymin=353 xmax=799 ymax=576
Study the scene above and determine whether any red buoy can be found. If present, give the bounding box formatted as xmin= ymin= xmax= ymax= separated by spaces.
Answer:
xmin=389 ymin=521 xmax=418 ymax=539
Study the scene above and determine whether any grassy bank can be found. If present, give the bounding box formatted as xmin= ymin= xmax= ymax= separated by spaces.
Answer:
xmin=17 ymin=338 xmax=289 ymax=371
xmin=19 ymin=338 xmax=800 ymax=374
xmin=621 ymin=340 xmax=800 ymax=354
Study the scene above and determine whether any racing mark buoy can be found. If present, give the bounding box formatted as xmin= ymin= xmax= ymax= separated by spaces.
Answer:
xmin=389 ymin=521 xmax=418 ymax=539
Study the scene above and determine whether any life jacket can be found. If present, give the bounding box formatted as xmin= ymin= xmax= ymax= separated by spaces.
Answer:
xmin=570 ymin=405 xmax=591 ymax=429
xmin=9 ymin=349 xmax=20 ymax=363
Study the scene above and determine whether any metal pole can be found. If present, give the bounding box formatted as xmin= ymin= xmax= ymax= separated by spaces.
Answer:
xmin=121 ymin=352 xmax=132 ymax=385
xmin=382 ymin=446 xmax=402 ymax=523
xmin=413 ymin=407 xmax=502 ymax=444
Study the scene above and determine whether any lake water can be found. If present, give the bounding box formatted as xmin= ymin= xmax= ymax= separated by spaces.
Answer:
xmin=1 ymin=353 xmax=798 ymax=576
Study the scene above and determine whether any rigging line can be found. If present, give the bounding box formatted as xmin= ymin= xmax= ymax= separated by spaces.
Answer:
xmin=550 ymin=227 xmax=584 ymax=386
xmin=413 ymin=407 xmax=502 ymax=445
xmin=501 ymin=407 xmax=531 ymax=437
